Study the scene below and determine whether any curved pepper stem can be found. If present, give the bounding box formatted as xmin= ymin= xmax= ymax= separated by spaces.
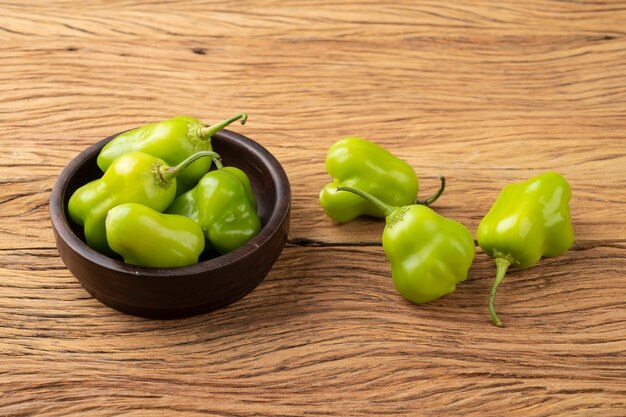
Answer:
xmin=416 ymin=175 xmax=446 ymax=206
xmin=198 ymin=113 xmax=247 ymax=139
xmin=489 ymin=257 xmax=511 ymax=327
xmin=336 ymin=186 xmax=396 ymax=217
xmin=213 ymin=156 xmax=224 ymax=170
xmin=159 ymin=151 xmax=222 ymax=184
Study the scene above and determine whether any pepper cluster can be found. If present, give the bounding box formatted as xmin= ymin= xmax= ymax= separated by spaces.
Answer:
xmin=68 ymin=113 xmax=261 ymax=268
xmin=320 ymin=138 xmax=574 ymax=326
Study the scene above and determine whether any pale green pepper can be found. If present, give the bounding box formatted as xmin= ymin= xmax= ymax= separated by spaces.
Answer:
xmin=106 ymin=203 xmax=205 ymax=267
xmin=97 ymin=113 xmax=246 ymax=194
xmin=320 ymin=137 xmax=444 ymax=223
xmin=337 ymin=186 xmax=475 ymax=304
xmin=166 ymin=159 xmax=260 ymax=255
xmin=477 ymin=172 xmax=574 ymax=326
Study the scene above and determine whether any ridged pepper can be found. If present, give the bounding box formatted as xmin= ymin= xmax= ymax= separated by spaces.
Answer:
xmin=97 ymin=113 xmax=246 ymax=194
xmin=337 ymin=186 xmax=475 ymax=304
xmin=166 ymin=159 xmax=260 ymax=255
xmin=106 ymin=203 xmax=205 ymax=267
xmin=319 ymin=137 xmax=444 ymax=223
xmin=477 ymin=172 xmax=574 ymax=326
xmin=68 ymin=150 xmax=220 ymax=255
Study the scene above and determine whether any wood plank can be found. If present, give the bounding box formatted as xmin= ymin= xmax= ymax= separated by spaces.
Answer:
xmin=0 ymin=36 xmax=625 ymax=247
xmin=1 ymin=246 xmax=625 ymax=415
xmin=2 ymin=1 xmax=626 ymax=39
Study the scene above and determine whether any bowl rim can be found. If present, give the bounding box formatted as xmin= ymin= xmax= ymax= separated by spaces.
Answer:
xmin=50 ymin=128 xmax=291 ymax=277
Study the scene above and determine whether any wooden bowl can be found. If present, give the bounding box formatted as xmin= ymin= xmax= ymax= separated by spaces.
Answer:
xmin=50 ymin=129 xmax=291 ymax=318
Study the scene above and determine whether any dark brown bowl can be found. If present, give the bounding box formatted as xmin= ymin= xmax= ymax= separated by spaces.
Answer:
xmin=50 ymin=129 xmax=290 ymax=318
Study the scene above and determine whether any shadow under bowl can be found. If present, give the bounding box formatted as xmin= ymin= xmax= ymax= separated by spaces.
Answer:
xmin=50 ymin=129 xmax=291 ymax=319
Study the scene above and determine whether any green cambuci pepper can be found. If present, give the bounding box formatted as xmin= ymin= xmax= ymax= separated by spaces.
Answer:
xmin=166 ymin=166 xmax=257 ymax=223
xmin=105 ymin=203 xmax=205 ymax=267
xmin=337 ymin=186 xmax=475 ymax=304
xmin=166 ymin=159 xmax=260 ymax=255
xmin=68 ymin=150 xmax=220 ymax=255
xmin=97 ymin=113 xmax=246 ymax=194
xmin=477 ymin=172 xmax=574 ymax=327
xmin=319 ymin=137 xmax=444 ymax=223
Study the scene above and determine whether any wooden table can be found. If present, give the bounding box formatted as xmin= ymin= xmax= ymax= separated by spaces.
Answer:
xmin=1 ymin=2 xmax=625 ymax=415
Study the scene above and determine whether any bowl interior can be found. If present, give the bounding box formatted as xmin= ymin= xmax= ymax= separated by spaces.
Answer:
xmin=56 ymin=129 xmax=290 ymax=273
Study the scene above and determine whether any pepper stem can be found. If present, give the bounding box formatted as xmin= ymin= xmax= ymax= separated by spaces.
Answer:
xmin=489 ymin=257 xmax=511 ymax=327
xmin=159 ymin=151 xmax=222 ymax=184
xmin=416 ymin=175 xmax=445 ymax=206
xmin=336 ymin=186 xmax=396 ymax=217
xmin=198 ymin=113 xmax=247 ymax=139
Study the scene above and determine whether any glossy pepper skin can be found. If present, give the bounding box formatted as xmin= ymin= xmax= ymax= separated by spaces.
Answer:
xmin=337 ymin=186 xmax=475 ymax=304
xmin=477 ymin=172 xmax=574 ymax=327
xmin=106 ymin=203 xmax=205 ymax=267
xmin=166 ymin=161 xmax=260 ymax=255
xmin=68 ymin=150 xmax=220 ymax=255
xmin=319 ymin=137 xmax=444 ymax=223
xmin=97 ymin=113 xmax=246 ymax=194
xmin=167 ymin=166 xmax=257 ymax=223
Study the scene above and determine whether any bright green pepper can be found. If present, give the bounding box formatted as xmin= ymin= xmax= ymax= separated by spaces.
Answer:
xmin=319 ymin=137 xmax=445 ymax=223
xmin=68 ymin=150 xmax=220 ymax=255
xmin=97 ymin=113 xmax=246 ymax=194
xmin=477 ymin=172 xmax=574 ymax=327
xmin=166 ymin=165 xmax=256 ymax=222
xmin=106 ymin=203 xmax=205 ymax=267
xmin=337 ymin=186 xmax=475 ymax=304
xmin=166 ymin=159 xmax=260 ymax=255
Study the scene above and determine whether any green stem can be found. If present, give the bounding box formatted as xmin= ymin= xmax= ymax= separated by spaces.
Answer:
xmin=489 ymin=257 xmax=511 ymax=327
xmin=416 ymin=175 xmax=446 ymax=206
xmin=159 ymin=151 xmax=221 ymax=184
xmin=336 ymin=186 xmax=396 ymax=217
xmin=198 ymin=112 xmax=247 ymax=139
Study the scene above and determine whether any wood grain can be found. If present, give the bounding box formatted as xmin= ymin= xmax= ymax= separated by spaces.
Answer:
xmin=1 ymin=1 xmax=625 ymax=416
